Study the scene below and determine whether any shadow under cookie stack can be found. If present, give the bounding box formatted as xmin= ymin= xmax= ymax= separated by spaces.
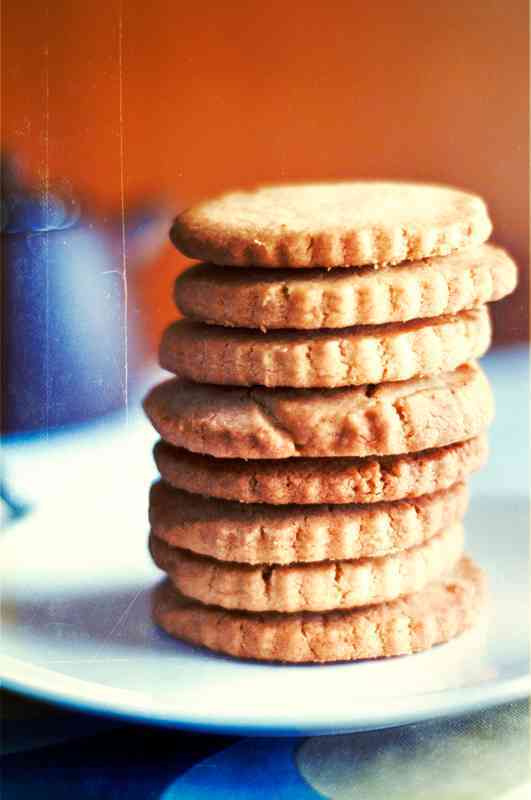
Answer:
xmin=144 ymin=182 xmax=517 ymax=663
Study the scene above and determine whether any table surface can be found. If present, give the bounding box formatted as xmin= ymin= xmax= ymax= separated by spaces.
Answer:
xmin=2 ymin=345 xmax=529 ymax=798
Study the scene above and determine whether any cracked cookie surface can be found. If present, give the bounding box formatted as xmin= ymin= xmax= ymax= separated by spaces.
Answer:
xmin=149 ymin=480 xmax=468 ymax=564
xmin=144 ymin=362 xmax=493 ymax=459
xmin=174 ymin=244 xmax=516 ymax=329
xmin=159 ymin=308 xmax=491 ymax=388
xmin=152 ymin=555 xmax=486 ymax=662
xmin=149 ymin=523 xmax=464 ymax=612
xmin=170 ymin=182 xmax=492 ymax=268
xmin=154 ymin=436 xmax=487 ymax=505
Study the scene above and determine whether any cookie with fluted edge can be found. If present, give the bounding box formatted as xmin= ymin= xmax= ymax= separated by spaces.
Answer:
xmin=174 ymin=244 xmax=516 ymax=330
xmin=152 ymin=555 xmax=486 ymax=662
xmin=170 ymin=182 xmax=492 ymax=268
xmin=150 ymin=480 xmax=468 ymax=564
xmin=150 ymin=523 xmax=464 ymax=612
xmin=154 ymin=436 xmax=487 ymax=505
xmin=160 ymin=308 xmax=491 ymax=388
xmin=145 ymin=362 xmax=493 ymax=460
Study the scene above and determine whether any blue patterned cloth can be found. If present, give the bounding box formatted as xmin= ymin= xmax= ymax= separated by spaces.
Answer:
xmin=2 ymin=690 xmax=528 ymax=798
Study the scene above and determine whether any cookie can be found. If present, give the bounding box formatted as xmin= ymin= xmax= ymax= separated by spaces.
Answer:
xmin=145 ymin=362 xmax=493 ymax=459
xmin=170 ymin=182 xmax=492 ymax=268
xmin=154 ymin=436 xmax=487 ymax=505
xmin=149 ymin=522 xmax=464 ymax=612
xmin=174 ymin=244 xmax=516 ymax=330
xmin=152 ymin=555 xmax=486 ymax=662
xmin=149 ymin=480 xmax=468 ymax=564
xmin=160 ymin=308 xmax=491 ymax=388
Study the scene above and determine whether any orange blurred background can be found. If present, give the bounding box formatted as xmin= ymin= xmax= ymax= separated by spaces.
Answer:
xmin=3 ymin=0 xmax=529 ymax=348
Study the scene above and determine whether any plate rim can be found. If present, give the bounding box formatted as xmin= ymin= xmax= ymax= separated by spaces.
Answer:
xmin=2 ymin=652 xmax=529 ymax=737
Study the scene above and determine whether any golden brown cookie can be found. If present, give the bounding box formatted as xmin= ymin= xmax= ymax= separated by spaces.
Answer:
xmin=170 ymin=183 xmax=492 ymax=268
xmin=150 ymin=523 xmax=464 ymax=612
xmin=149 ymin=480 xmax=468 ymax=564
xmin=145 ymin=362 xmax=493 ymax=459
xmin=154 ymin=436 xmax=487 ymax=505
xmin=152 ymin=555 xmax=486 ymax=662
xmin=159 ymin=308 xmax=491 ymax=388
xmin=174 ymin=245 xmax=516 ymax=330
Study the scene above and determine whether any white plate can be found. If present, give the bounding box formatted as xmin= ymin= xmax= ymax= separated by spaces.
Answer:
xmin=2 ymin=349 xmax=529 ymax=735
xmin=1 ymin=480 xmax=528 ymax=736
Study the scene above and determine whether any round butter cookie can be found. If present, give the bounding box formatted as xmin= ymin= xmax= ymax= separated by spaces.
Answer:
xmin=152 ymin=555 xmax=486 ymax=662
xmin=159 ymin=308 xmax=491 ymax=388
xmin=170 ymin=182 xmax=492 ymax=268
xmin=144 ymin=362 xmax=493 ymax=459
xmin=154 ymin=435 xmax=487 ymax=505
xmin=174 ymin=244 xmax=516 ymax=329
xmin=149 ymin=523 xmax=464 ymax=613
xmin=149 ymin=480 xmax=468 ymax=564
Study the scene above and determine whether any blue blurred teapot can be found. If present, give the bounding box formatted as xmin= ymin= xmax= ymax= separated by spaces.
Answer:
xmin=2 ymin=155 xmax=169 ymax=433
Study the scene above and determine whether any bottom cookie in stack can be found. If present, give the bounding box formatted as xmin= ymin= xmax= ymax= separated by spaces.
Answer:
xmin=148 ymin=450 xmax=486 ymax=662
xmin=152 ymin=557 xmax=486 ymax=663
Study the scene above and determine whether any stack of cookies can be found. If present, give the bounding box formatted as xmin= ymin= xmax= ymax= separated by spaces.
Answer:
xmin=144 ymin=183 xmax=517 ymax=663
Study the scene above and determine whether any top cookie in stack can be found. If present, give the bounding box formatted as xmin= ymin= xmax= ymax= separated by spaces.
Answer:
xmin=163 ymin=183 xmax=513 ymax=389
xmin=145 ymin=182 xmax=517 ymax=664
xmin=170 ymin=182 xmax=493 ymax=268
